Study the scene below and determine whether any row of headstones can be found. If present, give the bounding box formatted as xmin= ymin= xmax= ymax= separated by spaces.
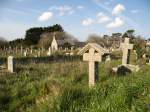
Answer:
xmin=7 ymin=47 xmax=51 ymax=72
xmin=1 ymin=47 xmax=52 ymax=57
xmin=2 ymin=47 xmax=75 ymax=57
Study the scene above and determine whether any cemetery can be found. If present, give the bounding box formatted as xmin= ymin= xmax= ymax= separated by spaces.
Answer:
xmin=0 ymin=1 xmax=150 ymax=111
xmin=0 ymin=27 xmax=150 ymax=112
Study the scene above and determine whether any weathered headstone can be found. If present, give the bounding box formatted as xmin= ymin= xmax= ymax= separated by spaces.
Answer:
xmin=120 ymin=38 xmax=133 ymax=65
xmin=24 ymin=50 xmax=27 ymax=57
xmin=78 ymin=43 xmax=109 ymax=87
xmin=38 ymin=51 xmax=41 ymax=57
xmin=7 ymin=56 xmax=14 ymax=73
xmin=106 ymin=55 xmax=111 ymax=62
xmin=47 ymin=47 xmax=51 ymax=56
xmin=21 ymin=46 xmax=23 ymax=54
xmin=71 ymin=46 xmax=74 ymax=51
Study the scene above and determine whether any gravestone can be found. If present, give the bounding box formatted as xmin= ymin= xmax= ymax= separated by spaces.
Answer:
xmin=21 ymin=46 xmax=23 ymax=54
xmin=47 ymin=47 xmax=51 ymax=56
xmin=24 ymin=50 xmax=27 ymax=57
xmin=120 ymin=38 xmax=133 ymax=65
xmin=30 ymin=49 xmax=33 ymax=54
xmin=38 ymin=51 xmax=41 ymax=57
xmin=71 ymin=46 xmax=74 ymax=51
xmin=7 ymin=56 xmax=15 ymax=73
xmin=113 ymin=38 xmax=139 ymax=73
xmin=78 ymin=43 xmax=109 ymax=87
xmin=106 ymin=55 xmax=111 ymax=62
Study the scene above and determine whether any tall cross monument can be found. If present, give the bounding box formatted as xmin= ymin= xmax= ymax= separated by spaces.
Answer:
xmin=120 ymin=38 xmax=133 ymax=65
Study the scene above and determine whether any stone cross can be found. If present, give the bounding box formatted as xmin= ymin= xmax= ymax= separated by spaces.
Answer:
xmin=121 ymin=38 xmax=133 ymax=65
xmin=79 ymin=43 xmax=108 ymax=87
xmin=7 ymin=56 xmax=14 ymax=73
xmin=83 ymin=48 xmax=102 ymax=87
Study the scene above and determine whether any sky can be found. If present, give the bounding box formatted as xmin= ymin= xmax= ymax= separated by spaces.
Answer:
xmin=0 ymin=0 xmax=150 ymax=41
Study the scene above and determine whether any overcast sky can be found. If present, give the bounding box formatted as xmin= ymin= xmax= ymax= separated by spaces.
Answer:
xmin=0 ymin=0 xmax=150 ymax=41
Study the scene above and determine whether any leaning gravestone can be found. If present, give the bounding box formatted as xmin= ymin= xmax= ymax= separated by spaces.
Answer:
xmin=8 ymin=56 xmax=15 ymax=73
xmin=78 ymin=43 xmax=109 ymax=87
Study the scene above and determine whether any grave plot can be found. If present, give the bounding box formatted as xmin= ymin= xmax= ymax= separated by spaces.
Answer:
xmin=0 ymin=56 xmax=15 ymax=74
xmin=78 ymin=43 xmax=109 ymax=86
xmin=113 ymin=38 xmax=140 ymax=74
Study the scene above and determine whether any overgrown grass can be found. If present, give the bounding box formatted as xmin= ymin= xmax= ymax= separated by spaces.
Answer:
xmin=0 ymin=60 xmax=150 ymax=112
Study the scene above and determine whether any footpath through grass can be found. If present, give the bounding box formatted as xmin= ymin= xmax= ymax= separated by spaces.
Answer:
xmin=0 ymin=60 xmax=150 ymax=112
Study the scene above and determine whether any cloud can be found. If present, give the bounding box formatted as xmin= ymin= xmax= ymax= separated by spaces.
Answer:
xmin=49 ymin=5 xmax=74 ymax=16
xmin=112 ymin=4 xmax=125 ymax=15
xmin=38 ymin=12 xmax=53 ymax=22
xmin=131 ymin=10 xmax=139 ymax=14
xmin=82 ymin=18 xmax=94 ymax=26
xmin=106 ymin=17 xmax=124 ymax=28
xmin=97 ymin=12 xmax=111 ymax=23
xmin=77 ymin=6 xmax=84 ymax=10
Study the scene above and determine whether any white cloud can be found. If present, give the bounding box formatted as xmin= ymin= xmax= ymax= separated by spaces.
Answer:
xmin=82 ymin=18 xmax=94 ymax=26
xmin=38 ymin=12 xmax=53 ymax=22
xmin=97 ymin=12 xmax=110 ymax=23
xmin=106 ymin=17 xmax=124 ymax=28
xmin=77 ymin=6 xmax=84 ymax=10
xmin=112 ymin=4 xmax=125 ymax=15
xmin=49 ymin=5 xmax=74 ymax=16
xmin=131 ymin=10 xmax=139 ymax=14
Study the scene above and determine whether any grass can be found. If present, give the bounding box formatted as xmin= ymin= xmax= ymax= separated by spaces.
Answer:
xmin=0 ymin=59 xmax=150 ymax=112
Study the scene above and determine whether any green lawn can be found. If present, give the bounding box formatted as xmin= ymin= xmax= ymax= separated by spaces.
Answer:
xmin=0 ymin=60 xmax=150 ymax=112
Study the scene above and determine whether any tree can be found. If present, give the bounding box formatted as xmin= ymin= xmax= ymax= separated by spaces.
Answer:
xmin=112 ymin=33 xmax=122 ymax=38
xmin=24 ymin=27 xmax=43 ymax=45
xmin=122 ymin=29 xmax=135 ymax=39
xmin=38 ymin=32 xmax=78 ymax=48
xmin=24 ymin=24 xmax=64 ymax=46
xmin=134 ymin=36 xmax=146 ymax=59
xmin=87 ymin=34 xmax=106 ymax=47
xmin=0 ymin=37 xmax=8 ymax=48
xmin=9 ymin=38 xmax=24 ymax=47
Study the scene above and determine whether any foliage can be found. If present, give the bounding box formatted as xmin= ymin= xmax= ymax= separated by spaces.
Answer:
xmin=122 ymin=29 xmax=135 ymax=39
xmin=9 ymin=38 xmax=25 ymax=47
xmin=38 ymin=32 xmax=78 ymax=48
xmin=134 ymin=38 xmax=146 ymax=59
xmin=0 ymin=60 xmax=150 ymax=112
xmin=0 ymin=37 xmax=8 ymax=48
xmin=24 ymin=24 xmax=64 ymax=46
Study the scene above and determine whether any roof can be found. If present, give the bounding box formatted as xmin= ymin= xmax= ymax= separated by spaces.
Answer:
xmin=78 ymin=43 xmax=109 ymax=55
